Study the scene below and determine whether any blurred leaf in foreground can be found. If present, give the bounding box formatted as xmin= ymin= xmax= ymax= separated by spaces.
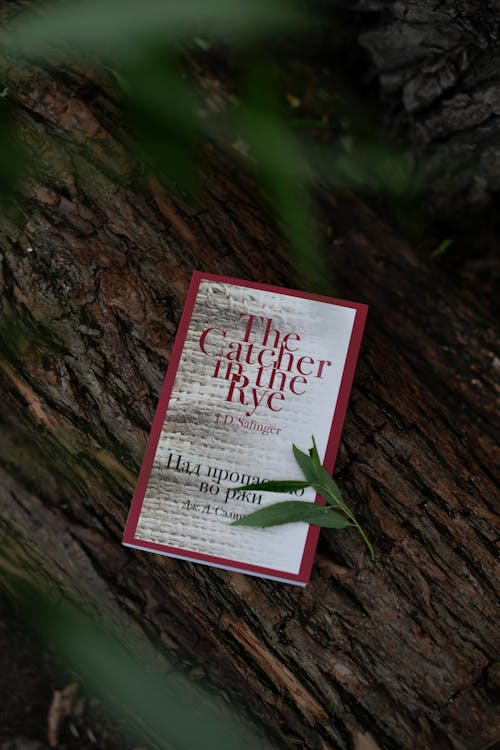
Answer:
xmin=235 ymin=65 xmax=329 ymax=290
xmin=5 ymin=0 xmax=307 ymax=62
xmin=430 ymin=238 xmax=453 ymax=258
xmin=1 ymin=0 xmax=417 ymax=289
xmin=0 ymin=97 xmax=30 ymax=205
xmin=6 ymin=580 xmax=275 ymax=750
xmin=114 ymin=49 xmax=203 ymax=196
xmin=309 ymin=141 xmax=417 ymax=196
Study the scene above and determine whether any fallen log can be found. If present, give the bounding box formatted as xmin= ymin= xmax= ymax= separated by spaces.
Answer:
xmin=0 ymin=53 xmax=498 ymax=750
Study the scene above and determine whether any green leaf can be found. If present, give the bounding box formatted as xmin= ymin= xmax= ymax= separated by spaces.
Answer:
xmin=6 ymin=0 xmax=307 ymax=62
xmin=309 ymin=435 xmax=322 ymax=476
xmin=235 ymin=66 xmax=329 ymax=291
xmin=233 ymin=480 xmax=314 ymax=493
xmin=307 ymin=142 xmax=417 ymax=196
xmin=0 ymin=99 xmax=31 ymax=203
xmin=430 ymin=238 xmax=453 ymax=258
xmin=231 ymin=501 xmax=351 ymax=528
xmin=292 ymin=444 xmax=317 ymax=483
xmin=232 ymin=436 xmax=375 ymax=559
xmin=107 ymin=67 xmax=133 ymax=97
xmin=305 ymin=436 xmax=346 ymax=508
xmin=316 ymin=466 xmax=346 ymax=507
xmin=120 ymin=49 xmax=202 ymax=194
xmin=9 ymin=581 xmax=271 ymax=750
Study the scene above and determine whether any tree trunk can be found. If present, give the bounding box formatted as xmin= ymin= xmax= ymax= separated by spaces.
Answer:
xmin=356 ymin=0 xmax=500 ymax=219
xmin=0 ymin=58 xmax=498 ymax=750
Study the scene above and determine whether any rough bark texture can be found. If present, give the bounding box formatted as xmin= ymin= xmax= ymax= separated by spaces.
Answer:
xmin=1 ymin=50 xmax=499 ymax=750
xmin=356 ymin=0 xmax=500 ymax=217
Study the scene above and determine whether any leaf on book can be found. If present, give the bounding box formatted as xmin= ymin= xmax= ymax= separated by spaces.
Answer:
xmin=303 ymin=436 xmax=346 ymax=508
xmin=316 ymin=467 xmax=345 ymax=507
xmin=292 ymin=443 xmax=317 ymax=483
xmin=309 ymin=435 xmax=323 ymax=476
xmin=231 ymin=501 xmax=351 ymax=528
xmin=233 ymin=480 xmax=315 ymax=493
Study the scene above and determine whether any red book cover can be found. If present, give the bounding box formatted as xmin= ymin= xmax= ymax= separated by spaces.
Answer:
xmin=122 ymin=272 xmax=367 ymax=585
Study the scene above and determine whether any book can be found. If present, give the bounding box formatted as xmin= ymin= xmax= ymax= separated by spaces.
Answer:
xmin=122 ymin=272 xmax=367 ymax=585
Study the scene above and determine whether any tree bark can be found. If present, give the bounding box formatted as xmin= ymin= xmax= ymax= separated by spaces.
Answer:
xmin=0 ymin=57 xmax=499 ymax=750
xmin=356 ymin=0 xmax=500 ymax=219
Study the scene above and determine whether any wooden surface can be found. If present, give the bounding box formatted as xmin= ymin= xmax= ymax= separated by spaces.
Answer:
xmin=0 ymin=54 xmax=499 ymax=750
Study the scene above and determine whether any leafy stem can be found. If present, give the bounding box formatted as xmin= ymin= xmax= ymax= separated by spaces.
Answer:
xmin=318 ymin=478 xmax=375 ymax=560
xmin=231 ymin=437 xmax=375 ymax=561
xmin=342 ymin=509 xmax=375 ymax=561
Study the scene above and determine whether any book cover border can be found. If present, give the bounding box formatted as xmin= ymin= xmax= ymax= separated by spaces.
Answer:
xmin=122 ymin=271 xmax=368 ymax=585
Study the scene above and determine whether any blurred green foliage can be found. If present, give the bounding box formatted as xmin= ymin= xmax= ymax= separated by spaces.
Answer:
xmin=234 ymin=65 xmax=326 ymax=283
xmin=116 ymin=48 xmax=204 ymax=196
xmin=430 ymin=237 xmax=453 ymax=258
xmin=5 ymin=578 xmax=276 ymax=750
xmin=1 ymin=0 xmax=416 ymax=289
xmin=0 ymin=97 xmax=29 ymax=199
xmin=5 ymin=0 xmax=307 ymax=58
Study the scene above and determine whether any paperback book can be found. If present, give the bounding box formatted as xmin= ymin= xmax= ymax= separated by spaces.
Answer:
xmin=122 ymin=272 xmax=367 ymax=585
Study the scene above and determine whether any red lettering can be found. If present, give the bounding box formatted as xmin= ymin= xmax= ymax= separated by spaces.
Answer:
xmin=226 ymin=373 xmax=249 ymax=405
xmin=200 ymin=327 xmax=226 ymax=356
xmin=262 ymin=318 xmax=281 ymax=348
xmin=267 ymin=391 xmax=285 ymax=412
xmin=289 ymin=375 xmax=307 ymax=395
xmin=239 ymin=313 xmax=264 ymax=342
xmin=256 ymin=348 xmax=275 ymax=367
xmin=315 ymin=359 xmax=332 ymax=378
xmin=283 ymin=332 xmax=300 ymax=351
xmin=296 ymin=355 xmax=314 ymax=376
